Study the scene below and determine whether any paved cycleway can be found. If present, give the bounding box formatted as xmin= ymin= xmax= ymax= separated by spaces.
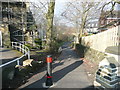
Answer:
xmin=0 ymin=48 xmax=23 ymax=64
xmin=19 ymin=42 xmax=93 ymax=89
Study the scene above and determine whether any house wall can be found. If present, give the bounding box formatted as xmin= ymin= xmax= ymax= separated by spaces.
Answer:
xmin=81 ymin=25 xmax=120 ymax=52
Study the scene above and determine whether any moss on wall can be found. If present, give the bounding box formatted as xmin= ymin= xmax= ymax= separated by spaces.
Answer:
xmin=76 ymin=44 xmax=106 ymax=65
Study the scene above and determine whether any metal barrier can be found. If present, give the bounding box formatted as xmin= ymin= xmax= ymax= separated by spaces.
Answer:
xmin=0 ymin=42 xmax=30 ymax=68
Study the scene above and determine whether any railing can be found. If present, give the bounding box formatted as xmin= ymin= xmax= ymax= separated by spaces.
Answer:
xmin=0 ymin=42 xmax=30 ymax=68
xmin=11 ymin=42 xmax=30 ymax=59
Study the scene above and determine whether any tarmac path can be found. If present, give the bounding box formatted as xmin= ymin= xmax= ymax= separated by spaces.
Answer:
xmin=0 ymin=48 xmax=23 ymax=64
xmin=19 ymin=42 xmax=93 ymax=89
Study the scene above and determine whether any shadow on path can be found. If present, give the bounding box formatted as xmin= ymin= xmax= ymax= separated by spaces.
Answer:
xmin=53 ymin=60 xmax=83 ymax=82
xmin=0 ymin=49 xmax=11 ymax=52
xmin=21 ymin=60 xmax=83 ymax=89
xmin=1 ymin=57 xmax=19 ymax=64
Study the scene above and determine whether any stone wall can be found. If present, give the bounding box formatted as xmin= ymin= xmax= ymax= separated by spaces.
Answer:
xmin=76 ymin=44 xmax=106 ymax=64
xmin=81 ymin=26 xmax=119 ymax=52
xmin=84 ymin=47 xmax=106 ymax=64
xmin=0 ymin=24 xmax=11 ymax=47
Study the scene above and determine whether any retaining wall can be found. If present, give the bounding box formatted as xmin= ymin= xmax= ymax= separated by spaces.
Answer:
xmin=82 ymin=26 xmax=120 ymax=52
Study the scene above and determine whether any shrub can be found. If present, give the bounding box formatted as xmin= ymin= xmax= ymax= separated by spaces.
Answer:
xmin=49 ymin=39 xmax=64 ymax=53
xmin=34 ymin=38 xmax=42 ymax=49
xmin=25 ymin=43 xmax=33 ymax=49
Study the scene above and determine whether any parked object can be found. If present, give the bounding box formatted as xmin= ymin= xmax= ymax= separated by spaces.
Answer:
xmin=94 ymin=57 xmax=120 ymax=89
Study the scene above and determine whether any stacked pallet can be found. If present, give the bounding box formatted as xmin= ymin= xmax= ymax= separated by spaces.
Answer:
xmin=94 ymin=64 xmax=120 ymax=89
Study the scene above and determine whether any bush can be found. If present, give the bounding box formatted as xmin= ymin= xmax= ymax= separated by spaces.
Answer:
xmin=50 ymin=42 xmax=59 ymax=53
xmin=34 ymin=38 xmax=42 ymax=45
xmin=75 ymin=44 xmax=87 ymax=58
xmin=49 ymin=39 xmax=64 ymax=53
xmin=75 ymin=44 xmax=105 ymax=63
xmin=34 ymin=38 xmax=42 ymax=49
xmin=25 ymin=43 xmax=32 ymax=49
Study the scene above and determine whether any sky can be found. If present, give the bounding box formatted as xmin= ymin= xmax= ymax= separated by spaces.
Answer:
xmin=29 ymin=0 xmax=120 ymax=16
xmin=54 ymin=0 xmax=66 ymax=16
xmin=28 ymin=0 xmax=120 ymax=27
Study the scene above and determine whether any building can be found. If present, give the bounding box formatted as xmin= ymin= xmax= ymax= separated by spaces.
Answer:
xmin=98 ymin=10 xmax=120 ymax=31
xmin=0 ymin=0 xmax=37 ymax=47
xmin=85 ymin=19 xmax=99 ymax=34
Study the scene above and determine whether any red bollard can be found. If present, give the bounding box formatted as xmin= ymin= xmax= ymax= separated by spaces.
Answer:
xmin=45 ymin=55 xmax=53 ymax=86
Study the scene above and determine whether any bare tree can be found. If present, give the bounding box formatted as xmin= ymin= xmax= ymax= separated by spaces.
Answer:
xmin=30 ymin=1 xmax=48 ymax=32
xmin=99 ymin=1 xmax=116 ymax=18
xmin=97 ymin=0 xmax=120 ymax=29
xmin=61 ymin=1 xmax=100 ymax=44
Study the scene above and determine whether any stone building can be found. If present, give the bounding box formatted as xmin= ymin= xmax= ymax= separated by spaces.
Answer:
xmin=0 ymin=0 xmax=37 ymax=47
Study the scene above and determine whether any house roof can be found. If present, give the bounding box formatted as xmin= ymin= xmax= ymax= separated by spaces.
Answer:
xmin=98 ymin=19 xmax=120 ymax=29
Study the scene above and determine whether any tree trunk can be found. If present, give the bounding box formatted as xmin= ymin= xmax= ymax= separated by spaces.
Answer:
xmin=79 ymin=12 xmax=88 ymax=44
xmin=45 ymin=0 xmax=55 ymax=51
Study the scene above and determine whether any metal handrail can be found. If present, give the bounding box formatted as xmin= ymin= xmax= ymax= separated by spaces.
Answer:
xmin=0 ymin=42 xmax=30 ymax=68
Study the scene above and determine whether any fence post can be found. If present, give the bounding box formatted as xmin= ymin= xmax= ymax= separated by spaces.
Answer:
xmin=22 ymin=45 xmax=24 ymax=53
xmin=20 ymin=43 xmax=21 ymax=52
xmin=21 ymin=44 xmax=22 ymax=52
xmin=28 ymin=51 xmax=30 ymax=59
xmin=12 ymin=42 xmax=13 ymax=49
xmin=17 ymin=43 xmax=19 ymax=51
xmin=16 ymin=42 xmax=17 ymax=50
xmin=17 ymin=60 xmax=20 ymax=66
xmin=23 ymin=45 xmax=25 ymax=54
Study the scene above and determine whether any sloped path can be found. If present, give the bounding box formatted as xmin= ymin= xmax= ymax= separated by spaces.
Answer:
xmin=0 ymin=48 xmax=23 ymax=64
xmin=19 ymin=42 xmax=93 ymax=89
